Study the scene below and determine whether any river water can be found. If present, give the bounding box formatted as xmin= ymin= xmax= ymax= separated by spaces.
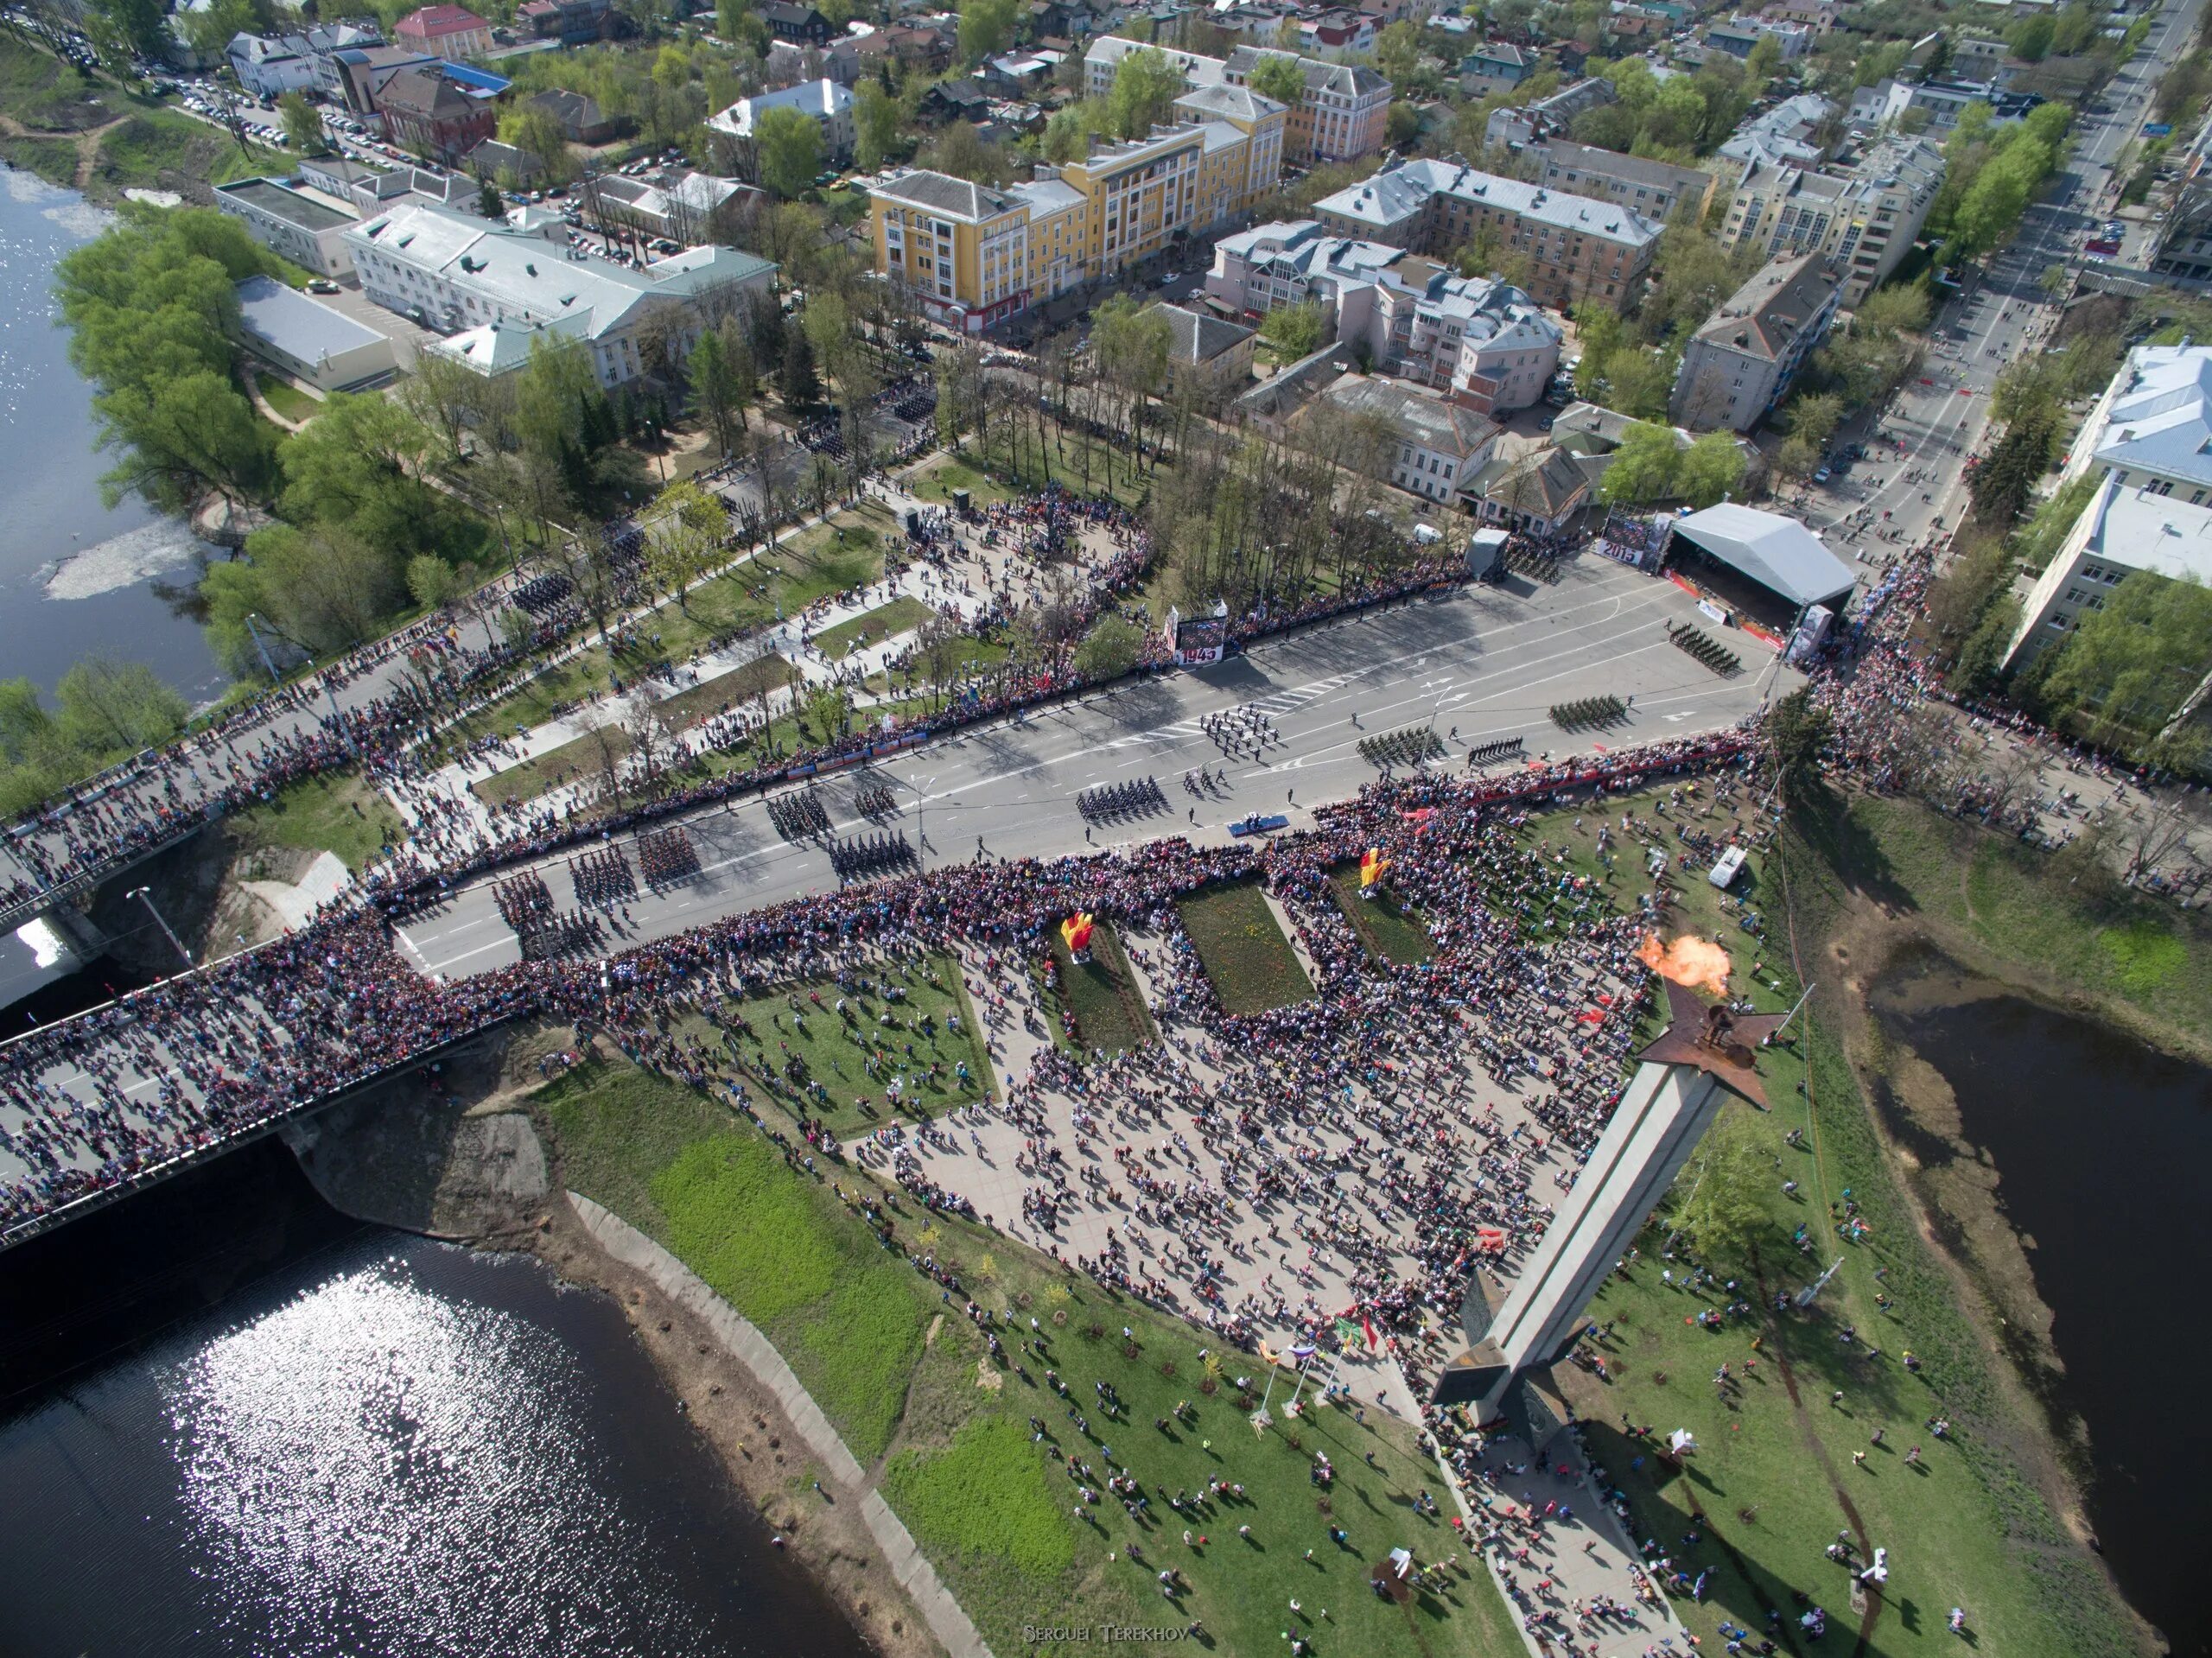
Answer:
xmin=1870 ymin=959 xmax=2212 ymax=1657
xmin=0 ymin=1141 xmax=867 ymax=1657
xmin=0 ymin=165 xmax=227 ymax=701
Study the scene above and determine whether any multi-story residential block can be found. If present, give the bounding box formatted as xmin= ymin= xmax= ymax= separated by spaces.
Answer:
xmin=1083 ymin=35 xmax=1390 ymax=164
xmin=1311 ymin=157 xmax=1661 ymax=309
xmin=1294 ymin=10 xmax=1376 ymax=59
xmin=868 ymin=85 xmax=1286 ymax=333
xmin=1669 ymin=252 xmax=1841 ymax=432
xmin=2003 ymin=473 xmax=2212 ymax=668
xmin=1719 ymin=134 xmax=1941 ymax=306
xmin=707 ymin=79 xmax=856 ymax=166
xmin=1205 ymin=219 xmax=1562 ymax=412
xmin=2149 ymin=176 xmax=2212 ymax=289
xmin=213 ymin=176 xmax=359 ymax=276
xmin=345 ymin=201 xmax=777 ymax=386
xmin=377 ymin=65 xmax=497 ymax=162
xmin=392 ymin=4 xmax=491 ymax=62
xmin=1521 ymin=140 xmax=1717 ymax=224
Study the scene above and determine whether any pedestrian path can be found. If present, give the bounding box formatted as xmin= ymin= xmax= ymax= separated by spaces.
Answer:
xmin=569 ymin=1191 xmax=995 ymax=1658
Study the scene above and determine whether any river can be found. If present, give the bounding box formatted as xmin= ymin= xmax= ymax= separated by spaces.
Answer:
xmin=0 ymin=165 xmax=228 ymax=702
xmin=1870 ymin=958 xmax=2212 ymax=1657
xmin=0 ymin=1140 xmax=868 ymax=1657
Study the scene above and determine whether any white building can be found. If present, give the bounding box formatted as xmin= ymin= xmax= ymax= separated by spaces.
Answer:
xmin=2004 ymin=473 xmax=2212 ymax=667
xmin=213 ymin=177 xmax=359 ymax=277
xmin=2057 ymin=343 xmax=2212 ymax=498
xmin=708 ymin=79 xmax=856 ymax=164
xmin=232 ymin=273 xmax=399 ymax=391
xmin=342 ymin=202 xmax=777 ymax=387
xmin=1206 ymin=219 xmax=1564 ymax=412
xmin=1717 ymin=92 xmax=1835 ymax=165
xmin=226 ymin=32 xmax=320 ymax=97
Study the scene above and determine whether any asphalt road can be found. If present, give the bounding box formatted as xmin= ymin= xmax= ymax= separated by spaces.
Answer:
xmin=1786 ymin=0 xmax=2203 ymax=559
xmin=396 ymin=553 xmax=1797 ymax=979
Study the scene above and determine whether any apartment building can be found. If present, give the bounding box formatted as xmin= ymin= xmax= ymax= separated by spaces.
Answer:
xmin=1521 ymin=140 xmax=1718 ymax=224
xmin=1669 ymin=252 xmax=1841 ymax=432
xmin=344 ymin=202 xmax=776 ymax=386
xmin=2003 ymin=473 xmax=2212 ymax=668
xmin=1083 ymin=35 xmax=1390 ymax=164
xmin=1205 ymin=219 xmax=1562 ymax=412
xmin=868 ymin=86 xmax=1286 ymax=333
xmin=1719 ymin=135 xmax=1941 ymax=306
xmin=1311 ymin=157 xmax=1661 ymax=309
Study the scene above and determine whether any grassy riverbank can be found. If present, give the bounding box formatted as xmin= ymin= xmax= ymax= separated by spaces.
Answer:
xmin=1510 ymin=781 xmax=2157 ymax=1657
xmin=533 ymin=1053 xmax=1522 ymax=1658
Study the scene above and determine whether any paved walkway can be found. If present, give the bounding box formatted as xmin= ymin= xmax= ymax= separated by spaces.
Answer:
xmin=569 ymin=1191 xmax=995 ymax=1658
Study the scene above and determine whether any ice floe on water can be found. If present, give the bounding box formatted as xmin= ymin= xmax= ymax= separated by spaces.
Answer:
xmin=41 ymin=518 xmax=207 ymax=600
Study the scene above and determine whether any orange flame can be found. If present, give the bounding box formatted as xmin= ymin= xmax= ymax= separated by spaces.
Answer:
xmin=1637 ymin=932 xmax=1732 ymax=999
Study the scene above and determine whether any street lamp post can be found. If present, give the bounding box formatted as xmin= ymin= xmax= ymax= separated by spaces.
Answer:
xmin=126 ymin=886 xmax=192 ymax=969
xmin=906 ymin=773 xmax=938 ymax=858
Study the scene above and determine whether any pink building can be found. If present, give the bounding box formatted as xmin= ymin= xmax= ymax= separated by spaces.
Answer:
xmin=394 ymin=4 xmax=492 ymax=63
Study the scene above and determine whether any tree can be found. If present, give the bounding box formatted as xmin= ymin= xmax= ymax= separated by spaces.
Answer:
xmin=1743 ymin=33 xmax=1782 ymax=85
xmin=854 ymin=78 xmax=900 ymax=172
xmin=51 ymin=657 xmax=188 ymax=757
xmin=1666 ymin=1104 xmax=1770 ymax=1264
xmin=1386 ymin=102 xmax=1423 ymax=148
xmin=498 ymin=105 xmax=579 ymax=186
xmin=779 ymin=323 xmax=823 ymax=410
xmin=753 ymin=105 xmax=823 ymax=200
xmin=1256 ymin=300 xmax=1325 ymax=362
xmin=647 ymin=480 xmax=727 ymax=608
xmin=406 ymin=554 xmax=463 ymax=611
xmin=1248 ymin=51 xmax=1306 ymax=108
xmin=478 ymin=175 xmax=504 ymax=219
xmin=1677 ymin=430 xmax=1745 ymax=508
xmin=276 ymin=392 xmax=459 ymax=562
xmin=1073 ymin=612 xmax=1144 ymax=679
xmin=1769 ymin=685 xmax=1831 ymax=798
xmin=957 ymin=0 xmax=1019 ymax=66
xmin=2006 ymin=13 xmax=2055 ymax=61
xmin=278 ymin=92 xmax=328 ymax=156
xmin=686 ymin=321 xmax=753 ymax=454
xmin=1372 ymin=20 xmax=1422 ymax=86
xmin=1108 ymin=45 xmax=1187 ymax=138
xmin=89 ymin=0 xmax=170 ymax=60
xmin=2038 ymin=574 xmax=2212 ymax=752
xmin=1596 ymin=420 xmax=1681 ymax=505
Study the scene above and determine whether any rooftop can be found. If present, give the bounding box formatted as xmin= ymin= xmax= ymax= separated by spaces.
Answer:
xmin=1153 ymin=301 xmax=1254 ymax=365
xmin=215 ymin=176 xmax=356 ymax=233
xmin=1671 ymin=503 xmax=1855 ymax=606
xmin=2070 ymin=473 xmax=2212 ymax=583
xmin=234 ymin=272 xmax=388 ymax=364
xmin=1692 ymin=252 xmax=1839 ymax=362
xmin=1313 ymin=157 xmax=1662 ymax=249
xmin=1314 ymin=372 xmax=1500 ymax=457
xmin=870 ymin=168 xmax=1020 ymax=222
xmin=708 ymin=78 xmax=853 ymax=137
xmin=2088 ymin=344 xmax=2212 ymax=491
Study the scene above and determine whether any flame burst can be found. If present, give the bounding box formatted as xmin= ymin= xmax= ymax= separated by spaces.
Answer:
xmin=1637 ymin=932 xmax=1732 ymax=999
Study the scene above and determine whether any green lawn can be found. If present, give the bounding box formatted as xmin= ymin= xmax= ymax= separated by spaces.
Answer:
xmin=1042 ymin=921 xmax=1157 ymax=1058
xmin=904 ymin=455 xmax=1015 ymax=510
xmin=0 ymin=131 xmax=77 ymax=186
xmin=257 ymin=376 xmax=321 ymax=423
xmin=673 ymin=952 xmax=995 ymax=1137
xmin=810 ymin=594 xmax=932 ymax=659
xmin=1325 ymin=865 xmax=1433 ymax=965
xmin=531 ymin=1050 xmax=1520 ymax=1658
xmin=227 ymin=767 xmax=409 ymax=871
xmin=472 ymin=722 xmax=629 ymax=810
xmin=653 ymin=652 xmax=796 ymax=725
xmin=1176 ymin=880 xmax=1313 ymax=1014
xmin=443 ymin=508 xmax=887 ymax=755
xmin=1510 ymin=783 xmax=2145 ymax=1658
xmin=91 ymin=109 xmax=283 ymax=194
xmin=0 ymin=35 xmax=110 ymax=130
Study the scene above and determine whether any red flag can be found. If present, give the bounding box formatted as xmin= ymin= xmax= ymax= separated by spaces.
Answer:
xmin=1579 ymin=1008 xmax=1605 ymax=1024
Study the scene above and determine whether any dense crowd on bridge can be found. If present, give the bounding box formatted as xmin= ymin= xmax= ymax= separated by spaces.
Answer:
xmin=0 ymin=729 xmax=1747 ymax=1243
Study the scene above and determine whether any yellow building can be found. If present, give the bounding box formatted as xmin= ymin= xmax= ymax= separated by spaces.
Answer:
xmin=869 ymin=86 xmax=1284 ymax=333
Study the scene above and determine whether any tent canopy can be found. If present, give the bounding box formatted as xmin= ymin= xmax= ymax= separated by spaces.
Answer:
xmin=1668 ymin=504 xmax=1855 ymax=610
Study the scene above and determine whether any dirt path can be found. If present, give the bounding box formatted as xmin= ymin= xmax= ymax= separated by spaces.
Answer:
xmin=0 ymin=109 xmax=127 ymax=190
